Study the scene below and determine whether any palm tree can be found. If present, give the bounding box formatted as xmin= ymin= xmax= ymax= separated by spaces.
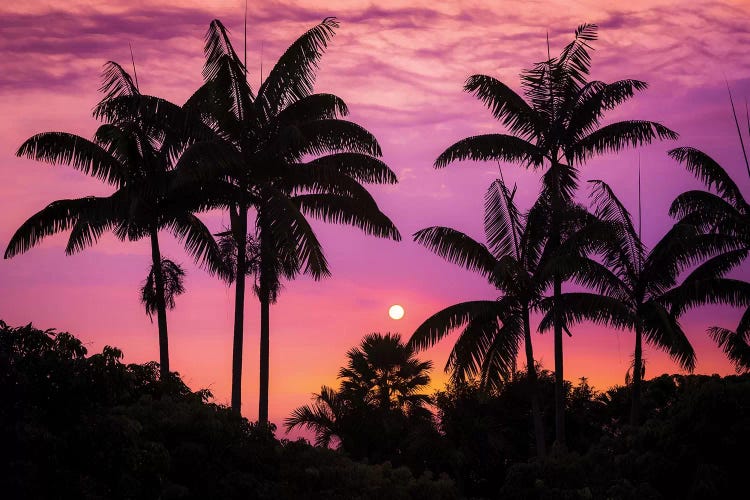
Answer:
xmin=408 ymin=178 xmax=571 ymax=457
xmin=286 ymin=332 xmax=432 ymax=454
xmin=185 ymin=18 xmax=401 ymax=419
xmin=4 ymin=62 xmax=225 ymax=379
xmin=543 ymin=180 xmax=698 ymax=425
xmin=433 ymin=23 xmax=677 ymax=446
xmin=668 ymin=146 xmax=750 ymax=371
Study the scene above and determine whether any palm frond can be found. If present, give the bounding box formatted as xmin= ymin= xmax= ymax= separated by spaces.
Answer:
xmin=262 ymin=192 xmax=330 ymax=280
xmin=17 ymin=132 xmax=127 ymax=186
xmin=163 ymin=213 xmax=231 ymax=280
xmin=98 ymin=61 xmax=139 ymax=102
xmin=709 ymin=326 xmax=750 ymax=373
xmin=572 ymin=121 xmax=678 ymax=162
xmin=257 ymin=17 xmax=339 ymax=122
xmin=669 ymin=147 xmax=748 ymax=210
xmin=5 ymin=197 xmax=114 ymax=258
xmin=293 ymin=194 xmax=401 ymax=241
xmin=288 ymin=119 xmax=381 ymax=159
xmin=537 ymin=292 xmax=634 ymax=333
xmin=301 ymin=153 xmax=397 ymax=185
xmin=408 ymin=300 xmax=501 ymax=351
xmin=640 ymin=301 xmax=696 ymax=371
xmin=413 ymin=226 xmax=496 ymax=278
xmin=484 ymin=179 xmax=523 ymax=260
xmin=464 ymin=74 xmax=540 ymax=138
xmin=434 ymin=134 xmax=543 ymax=168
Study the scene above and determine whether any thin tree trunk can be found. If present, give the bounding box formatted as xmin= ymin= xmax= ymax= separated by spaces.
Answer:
xmin=630 ymin=321 xmax=643 ymax=426
xmin=231 ymin=204 xmax=248 ymax=414
xmin=258 ymin=213 xmax=271 ymax=426
xmin=550 ymin=161 xmax=566 ymax=450
xmin=523 ymin=305 xmax=546 ymax=457
xmin=553 ymin=275 xmax=566 ymax=449
xmin=258 ymin=289 xmax=270 ymax=425
xmin=149 ymin=228 xmax=170 ymax=380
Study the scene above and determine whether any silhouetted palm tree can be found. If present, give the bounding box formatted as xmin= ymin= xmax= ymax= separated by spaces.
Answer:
xmin=543 ymin=180 xmax=697 ymax=425
xmin=185 ymin=19 xmax=401 ymax=419
xmin=668 ymin=146 xmax=750 ymax=371
xmin=286 ymin=332 xmax=432 ymax=452
xmin=434 ymin=23 xmax=677 ymax=446
xmin=4 ymin=62 xmax=225 ymax=379
xmin=409 ymin=178 xmax=569 ymax=456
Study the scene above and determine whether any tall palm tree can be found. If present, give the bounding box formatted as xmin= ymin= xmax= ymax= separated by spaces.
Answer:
xmin=286 ymin=332 xmax=432 ymax=452
xmin=668 ymin=146 xmax=750 ymax=371
xmin=184 ymin=18 xmax=401 ymax=419
xmin=408 ymin=178 xmax=574 ymax=457
xmin=433 ymin=23 xmax=677 ymax=446
xmin=4 ymin=62 xmax=225 ymax=379
xmin=543 ymin=180 xmax=698 ymax=425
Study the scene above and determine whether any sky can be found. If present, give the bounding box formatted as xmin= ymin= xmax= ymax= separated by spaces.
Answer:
xmin=1 ymin=0 xmax=750 ymax=435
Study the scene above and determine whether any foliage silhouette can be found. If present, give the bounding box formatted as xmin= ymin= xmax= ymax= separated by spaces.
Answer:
xmin=0 ymin=321 xmax=457 ymax=499
xmin=540 ymin=179 xmax=700 ymax=425
xmin=5 ymin=62 xmax=225 ymax=379
xmin=409 ymin=178 xmax=580 ymax=457
xmin=180 ymin=18 xmax=401 ymax=418
xmin=434 ymin=23 xmax=677 ymax=447
xmin=286 ymin=333 xmax=439 ymax=469
xmin=668 ymin=141 xmax=750 ymax=372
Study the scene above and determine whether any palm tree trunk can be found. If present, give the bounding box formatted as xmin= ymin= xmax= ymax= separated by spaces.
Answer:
xmin=258 ymin=287 xmax=270 ymax=426
xmin=553 ymin=275 xmax=566 ymax=449
xmin=550 ymin=161 xmax=566 ymax=450
xmin=630 ymin=321 xmax=643 ymax=426
xmin=523 ymin=305 xmax=546 ymax=457
xmin=149 ymin=228 xmax=170 ymax=379
xmin=258 ymin=214 xmax=271 ymax=426
xmin=231 ymin=204 xmax=248 ymax=414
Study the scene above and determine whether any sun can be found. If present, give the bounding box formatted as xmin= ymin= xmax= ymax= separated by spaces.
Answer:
xmin=388 ymin=304 xmax=405 ymax=320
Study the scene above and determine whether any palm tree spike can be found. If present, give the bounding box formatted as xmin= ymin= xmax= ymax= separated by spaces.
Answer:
xmin=726 ymin=80 xmax=750 ymax=179
xmin=128 ymin=42 xmax=139 ymax=91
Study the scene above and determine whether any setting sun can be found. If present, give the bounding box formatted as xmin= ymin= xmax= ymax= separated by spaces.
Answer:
xmin=388 ymin=304 xmax=405 ymax=320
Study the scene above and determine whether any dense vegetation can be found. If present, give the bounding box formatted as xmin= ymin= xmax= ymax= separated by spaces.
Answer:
xmin=3 ymin=15 xmax=750 ymax=500
xmin=3 ymin=321 xmax=749 ymax=499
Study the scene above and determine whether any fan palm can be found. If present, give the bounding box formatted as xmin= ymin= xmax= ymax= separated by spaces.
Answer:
xmin=668 ymin=145 xmax=750 ymax=371
xmin=542 ymin=180 xmax=700 ymax=425
xmin=434 ymin=23 xmax=677 ymax=446
xmin=183 ymin=18 xmax=401 ymax=419
xmin=286 ymin=332 xmax=432 ymax=451
xmin=4 ymin=62 xmax=225 ymax=379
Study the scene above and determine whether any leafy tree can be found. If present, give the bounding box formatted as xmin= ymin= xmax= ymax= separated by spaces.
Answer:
xmin=433 ymin=23 xmax=677 ymax=446
xmin=184 ymin=18 xmax=401 ymax=419
xmin=4 ymin=63 xmax=224 ymax=379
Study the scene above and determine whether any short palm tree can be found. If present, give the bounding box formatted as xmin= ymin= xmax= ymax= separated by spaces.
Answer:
xmin=434 ymin=23 xmax=677 ymax=446
xmin=286 ymin=332 xmax=432 ymax=452
xmin=408 ymin=178 xmax=569 ymax=457
xmin=668 ymin=146 xmax=750 ymax=371
xmin=543 ymin=180 xmax=698 ymax=425
xmin=4 ymin=62 xmax=225 ymax=379
xmin=184 ymin=18 xmax=401 ymax=419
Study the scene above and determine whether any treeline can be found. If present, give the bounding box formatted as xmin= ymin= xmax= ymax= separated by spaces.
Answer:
xmin=3 ymin=321 xmax=749 ymax=499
